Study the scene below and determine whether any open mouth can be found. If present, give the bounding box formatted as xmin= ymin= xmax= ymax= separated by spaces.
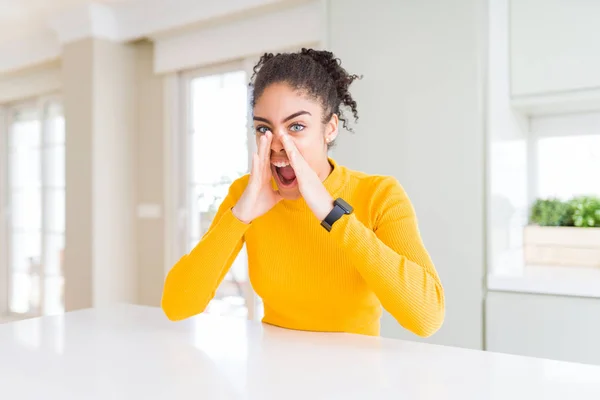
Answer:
xmin=271 ymin=160 xmax=297 ymax=188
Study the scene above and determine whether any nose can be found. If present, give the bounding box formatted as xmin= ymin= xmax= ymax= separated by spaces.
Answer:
xmin=270 ymin=131 xmax=285 ymax=153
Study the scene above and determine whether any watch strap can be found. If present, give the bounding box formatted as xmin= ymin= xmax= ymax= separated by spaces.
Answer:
xmin=321 ymin=199 xmax=352 ymax=232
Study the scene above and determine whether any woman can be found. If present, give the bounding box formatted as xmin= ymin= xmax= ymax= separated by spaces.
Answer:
xmin=161 ymin=48 xmax=445 ymax=337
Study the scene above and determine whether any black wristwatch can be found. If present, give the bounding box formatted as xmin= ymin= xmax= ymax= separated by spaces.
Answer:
xmin=321 ymin=198 xmax=353 ymax=232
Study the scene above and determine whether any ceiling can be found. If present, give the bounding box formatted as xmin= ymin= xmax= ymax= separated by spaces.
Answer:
xmin=0 ymin=0 xmax=138 ymax=44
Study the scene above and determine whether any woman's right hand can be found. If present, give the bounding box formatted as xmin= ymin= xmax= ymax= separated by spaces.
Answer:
xmin=232 ymin=131 xmax=282 ymax=224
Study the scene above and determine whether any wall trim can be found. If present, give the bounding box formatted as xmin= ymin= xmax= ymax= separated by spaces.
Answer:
xmin=3 ymin=0 xmax=312 ymax=75
xmin=116 ymin=0 xmax=302 ymax=42
xmin=0 ymin=32 xmax=60 ymax=76
xmin=48 ymin=0 xmax=305 ymax=46
xmin=511 ymin=88 xmax=600 ymax=116
xmin=153 ymin=1 xmax=322 ymax=74
xmin=0 ymin=63 xmax=62 ymax=104
xmin=49 ymin=2 xmax=120 ymax=45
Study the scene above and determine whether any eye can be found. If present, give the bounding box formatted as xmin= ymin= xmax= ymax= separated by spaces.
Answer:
xmin=289 ymin=123 xmax=305 ymax=133
xmin=255 ymin=125 xmax=270 ymax=135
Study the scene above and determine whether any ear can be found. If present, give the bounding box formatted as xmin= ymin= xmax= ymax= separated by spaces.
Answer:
xmin=324 ymin=113 xmax=339 ymax=144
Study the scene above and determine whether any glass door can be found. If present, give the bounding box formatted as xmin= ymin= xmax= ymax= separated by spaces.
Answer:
xmin=182 ymin=63 xmax=258 ymax=319
xmin=4 ymin=99 xmax=65 ymax=318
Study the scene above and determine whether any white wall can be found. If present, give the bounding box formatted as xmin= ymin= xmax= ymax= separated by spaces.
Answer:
xmin=486 ymin=291 xmax=600 ymax=365
xmin=510 ymin=0 xmax=600 ymax=97
xmin=328 ymin=0 xmax=486 ymax=350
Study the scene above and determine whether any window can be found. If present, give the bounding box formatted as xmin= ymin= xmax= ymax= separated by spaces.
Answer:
xmin=488 ymin=112 xmax=600 ymax=276
xmin=537 ymin=135 xmax=600 ymax=200
xmin=2 ymin=99 xmax=65 ymax=317
xmin=531 ymin=113 xmax=600 ymax=203
xmin=181 ymin=63 xmax=258 ymax=319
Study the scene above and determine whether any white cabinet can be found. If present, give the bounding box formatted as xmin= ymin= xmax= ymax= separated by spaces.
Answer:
xmin=509 ymin=0 xmax=600 ymax=114
xmin=510 ymin=0 xmax=600 ymax=97
xmin=486 ymin=291 xmax=600 ymax=365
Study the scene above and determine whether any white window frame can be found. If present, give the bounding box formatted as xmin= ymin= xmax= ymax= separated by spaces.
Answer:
xmin=1 ymin=94 xmax=63 ymax=320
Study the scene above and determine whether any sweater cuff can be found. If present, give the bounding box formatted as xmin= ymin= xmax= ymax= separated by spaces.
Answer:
xmin=212 ymin=207 xmax=252 ymax=239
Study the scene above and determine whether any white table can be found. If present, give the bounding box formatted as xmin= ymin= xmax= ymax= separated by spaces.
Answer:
xmin=1 ymin=305 xmax=600 ymax=399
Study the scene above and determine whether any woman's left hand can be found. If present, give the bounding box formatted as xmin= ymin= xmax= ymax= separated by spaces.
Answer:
xmin=278 ymin=132 xmax=334 ymax=221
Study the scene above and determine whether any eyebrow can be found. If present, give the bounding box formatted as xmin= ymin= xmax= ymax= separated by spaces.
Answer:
xmin=253 ymin=110 xmax=312 ymax=124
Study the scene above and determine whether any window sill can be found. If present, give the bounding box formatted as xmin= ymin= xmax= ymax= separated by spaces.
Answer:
xmin=487 ymin=265 xmax=600 ymax=299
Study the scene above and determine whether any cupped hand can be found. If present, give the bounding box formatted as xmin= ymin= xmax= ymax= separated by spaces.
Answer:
xmin=232 ymin=132 xmax=282 ymax=224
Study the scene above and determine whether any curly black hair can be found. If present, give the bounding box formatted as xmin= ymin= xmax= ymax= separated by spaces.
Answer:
xmin=250 ymin=48 xmax=361 ymax=143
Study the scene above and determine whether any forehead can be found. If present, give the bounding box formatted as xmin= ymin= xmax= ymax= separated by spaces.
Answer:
xmin=253 ymin=83 xmax=322 ymax=119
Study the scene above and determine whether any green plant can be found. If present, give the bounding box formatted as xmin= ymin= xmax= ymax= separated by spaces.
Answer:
xmin=571 ymin=196 xmax=600 ymax=227
xmin=529 ymin=196 xmax=600 ymax=227
xmin=529 ymin=198 xmax=572 ymax=226
xmin=561 ymin=198 xmax=577 ymax=227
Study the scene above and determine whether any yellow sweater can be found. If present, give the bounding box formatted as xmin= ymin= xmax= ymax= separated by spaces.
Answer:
xmin=161 ymin=158 xmax=445 ymax=337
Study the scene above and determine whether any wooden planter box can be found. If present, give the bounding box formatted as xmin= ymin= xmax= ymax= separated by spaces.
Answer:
xmin=524 ymin=226 xmax=600 ymax=267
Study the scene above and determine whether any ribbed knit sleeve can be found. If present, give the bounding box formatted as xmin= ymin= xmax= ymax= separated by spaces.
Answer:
xmin=161 ymin=176 xmax=250 ymax=321
xmin=328 ymin=177 xmax=445 ymax=337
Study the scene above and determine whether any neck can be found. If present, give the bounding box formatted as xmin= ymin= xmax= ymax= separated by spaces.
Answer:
xmin=280 ymin=157 xmax=347 ymax=210
xmin=317 ymin=158 xmax=333 ymax=182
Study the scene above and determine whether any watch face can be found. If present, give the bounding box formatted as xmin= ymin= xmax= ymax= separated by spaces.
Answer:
xmin=335 ymin=198 xmax=353 ymax=213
